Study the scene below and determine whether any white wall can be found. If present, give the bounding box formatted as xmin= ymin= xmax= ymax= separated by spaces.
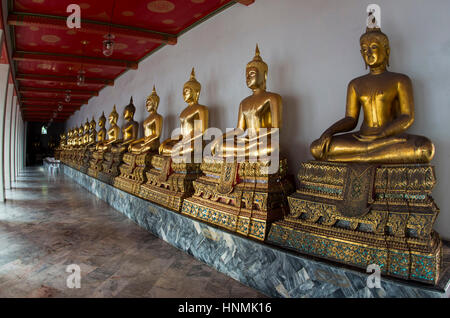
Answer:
xmin=67 ymin=0 xmax=450 ymax=239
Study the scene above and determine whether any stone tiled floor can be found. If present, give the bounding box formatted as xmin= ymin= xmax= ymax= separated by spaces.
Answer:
xmin=0 ymin=167 xmax=264 ymax=298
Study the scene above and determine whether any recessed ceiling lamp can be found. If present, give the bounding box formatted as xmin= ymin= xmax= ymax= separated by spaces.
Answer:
xmin=58 ymin=103 xmax=63 ymax=112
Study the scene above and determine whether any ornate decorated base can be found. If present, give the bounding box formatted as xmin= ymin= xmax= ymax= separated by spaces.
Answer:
xmin=79 ymin=146 xmax=94 ymax=174
xmin=114 ymin=151 xmax=155 ymax=195
xmin=267 ymin=161 xmax=442 ymax=285
xmin=138 ymin=154 xmax=202 ymax=211
xmin=97 ymin=151 xmax=126 ymax=185
xmin=87 ymin=150 xmax=105 ymax=178
xmin=182 ymin=157 xmax=294 ymax=241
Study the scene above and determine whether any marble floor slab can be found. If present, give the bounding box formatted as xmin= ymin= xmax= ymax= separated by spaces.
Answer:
xmin=0 ymin=167 xmax=265 ymax=298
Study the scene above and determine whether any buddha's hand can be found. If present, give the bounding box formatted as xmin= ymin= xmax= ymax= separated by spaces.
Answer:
xmin=316 ymin=131 xmax=333 ymax=159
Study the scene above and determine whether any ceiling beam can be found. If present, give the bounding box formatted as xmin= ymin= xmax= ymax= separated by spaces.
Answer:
xmin=21 ymin=97 xmax=89 ymax=103
xmin=13 ymin=51 xmax=138 ymax=70
xmin=16 ymin=74 xmax=114 ymax=86
xmin=8 ymin=12 xmax=177 ymax=45
xmin=19 ymin=86 xmax=98 ymax=96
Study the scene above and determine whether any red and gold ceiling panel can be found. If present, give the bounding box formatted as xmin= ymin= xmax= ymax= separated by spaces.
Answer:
xmin=14 ymin=25 xmax=162 ymax=60
xmin=6 ymin=0 xmax=245 ymax=121
xmin=16 ymin=60 xmax=124 ymax=78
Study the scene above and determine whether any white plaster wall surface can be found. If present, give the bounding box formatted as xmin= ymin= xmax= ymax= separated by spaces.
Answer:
xmin=67 ymin=0 xmax=450 ymax=239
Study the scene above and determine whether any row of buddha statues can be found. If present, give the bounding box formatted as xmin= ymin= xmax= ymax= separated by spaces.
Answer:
xmin=56 ymin=17 xmax=443 ymax=286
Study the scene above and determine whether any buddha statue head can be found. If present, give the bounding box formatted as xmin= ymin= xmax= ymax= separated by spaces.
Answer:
xmin=109 ymin=105 xmax=119 ymax=125
xmin=183 ymin=68 xmax=201 ymax=104
xmin=98 ymin=112 xmax=106 ymax=128
xmin=78 ymin=125 xmax=83 ymax=135
xmin=84 ymin=118 xmax=90 ymax=132
xmin=124 ymin=97 xmax=136 ymax=121
xmin=89 ymin=116 xmax=96 ymax=131
xmin=246 ymin=44 xmax=268 ymax=90
xmin=146 ymin=85 xmax=160 ymax=113
xmin=360 ymin=25 xmax=390 ymax=70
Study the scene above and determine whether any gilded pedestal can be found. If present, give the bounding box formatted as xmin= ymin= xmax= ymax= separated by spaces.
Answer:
xmin=87 ymin=151 xmax=105 ymax=178
xmin=138 ymin=155 xmax=202 ymax=211
xmin=79 ymin=147 xmax=94 ymax=174
xmin=267 ymin=161 xmax=442 ymax=285
xmin=114 ymin=151 xmax=155 ymax=195
xmin=97 ymin=150 xmax=126 ymax=185
xmin=182 ymin=158 xmax=294 ymax=241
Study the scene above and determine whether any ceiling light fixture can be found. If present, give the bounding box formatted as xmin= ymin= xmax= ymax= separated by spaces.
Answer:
xmin=65 ymin=90 xmax=71 ymax=103
xmin=77 ymin=41 xmax=87 ymax=86
xmin=103 ymin=0 xmax=117 ymax=57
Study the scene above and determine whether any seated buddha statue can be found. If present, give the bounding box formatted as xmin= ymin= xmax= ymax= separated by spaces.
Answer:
xmin=310 ymin=25 xmax=434 ymax=163
xmin=111 ymin=97 xmax=139 ymax=153
xmin=96 ymin=106 xmax=121 ymax=152
xmin=96 ymin=112 xmax=107 ymax=146
xmin=77 ymin=125 xmax=84 ymax=147
xmin=87 ymin=116 xmax=97 ymax=147
xmin=128 ymin=86 xmax=163 ymax=154
xmin=211 ymin=45 xmax=281 ymax=160
xmin=159 ymin=68 xmax=209 ymax=160
xmin=82 ymin=119 xmax=90 ymax=145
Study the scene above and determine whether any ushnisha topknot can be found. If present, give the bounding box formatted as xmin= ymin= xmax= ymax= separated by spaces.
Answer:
xmin=246 ymin=44 xmax=268 ymax=75
xmin=147 ymin=85 xmax=160 ymax=106
xmin=99 ymin=111 xmax=106 ymax=122
xmin=110 ymin=104 xmax=119 ymax=120
xmin=125 ymin=96 xmax=136 ymax=114
xmin=183 ymin=67 xmax=201 ymax=93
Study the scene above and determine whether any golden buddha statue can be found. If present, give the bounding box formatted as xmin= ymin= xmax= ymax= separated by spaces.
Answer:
xmin=77 ymin=125 xmax=84 ymax=147
xmin=110 ymin=97 xmax=139 ymax=154
xmin=211 ymin=45 xmax=281 ymax=160
xmin=268 ymin=9 xmax=442 ymax=285
xmin=310 ymin=26 xmax=434 ymax=163
xmin=159 ymin=68 xmax=209 ymax=159
xmin=96 ymin=106 xmax=121 ymax=152
xmin=128 ymin=86 xmax=163 ymax=154
xmin=115 ymin=87 xmax=163 ymax=194
xmin=87 ymin=116 xmax=97 ymax=146
xmin=182 ymin=46 xmax=293 ymax=240
xmin=97 ymin=112 xmax=107 ymax=144
xmin=82 ymin=119 xmax=90 ymax=145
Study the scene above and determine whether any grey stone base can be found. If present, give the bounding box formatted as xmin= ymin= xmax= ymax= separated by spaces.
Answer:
xmin=62 ymin=164 xmax=449 ymax=298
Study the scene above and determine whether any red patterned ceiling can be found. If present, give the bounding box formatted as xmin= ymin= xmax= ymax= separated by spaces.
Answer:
xmin=3 ymin=0 xmax=250 ymax=122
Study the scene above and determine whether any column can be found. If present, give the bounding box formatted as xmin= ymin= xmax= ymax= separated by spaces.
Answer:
xmin=11 ymin=100 xmax=17 ymax=184
xmin=5 ymin=95 xmax=15 ymax=189
xmin=12 ymin=103 xmax=18 ymax=182
xmin=0 ymin=30 xmax=10 ymax=201
xmin=3 ymin=83 xmax=13 ymax=189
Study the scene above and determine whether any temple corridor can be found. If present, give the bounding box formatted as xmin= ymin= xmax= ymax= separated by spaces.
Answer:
xmin=0 ymin=167 xmax=264 ymax=298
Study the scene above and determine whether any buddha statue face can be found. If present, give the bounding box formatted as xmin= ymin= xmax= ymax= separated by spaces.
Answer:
xmin=99 ymin=114 xmax=106 ymax=128
xmin=123 ymin=97 xmax=136 ymax=121
xmin=183 ymin=86 xmax=196 ymax=104
xmin=146 ymin=96 xmax=159 ymax=112
xmin=84 ymin=120 xmax=89 ymax=132
xmin=183 ymin=68 xmax=201 ymax=104
xmin=109 ymin=107 xmax=118 ymax=125
xmin=89 ymin=118 xmax=96 ymax=130
xmin=360 ymin=31 xmax=390 ymax=69
xmin=246 ymin=66 xmax=266 ymax=90
xmin=246 ymin=45 xmax=268 ymax=90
